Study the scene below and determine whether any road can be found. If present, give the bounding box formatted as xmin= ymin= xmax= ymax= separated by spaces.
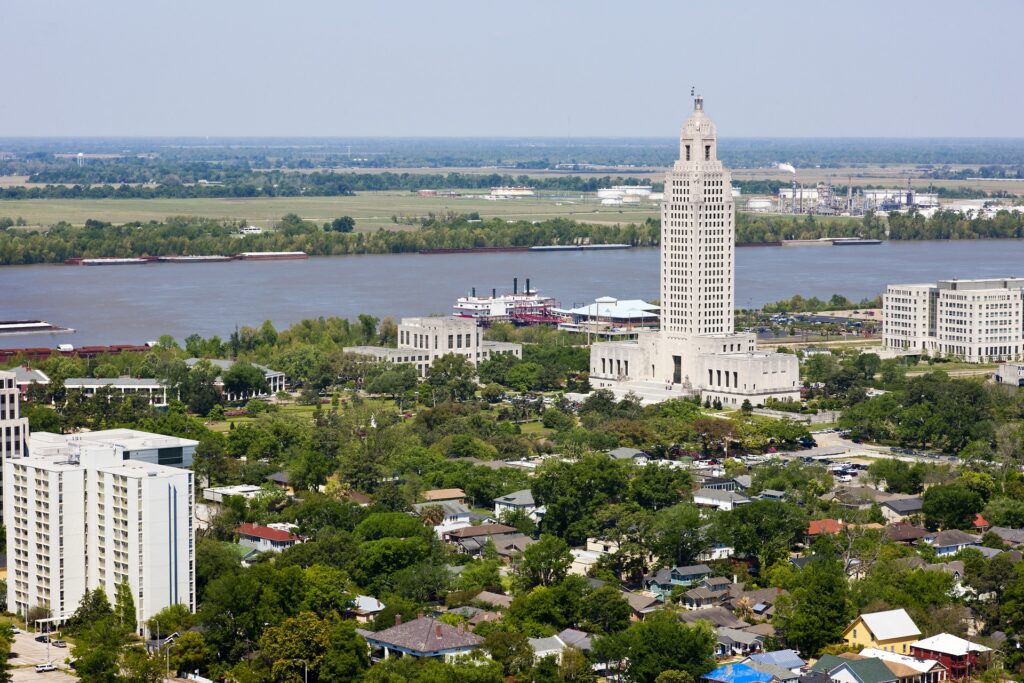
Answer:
xmin=808 ymin=430 xmax=959 ymax=466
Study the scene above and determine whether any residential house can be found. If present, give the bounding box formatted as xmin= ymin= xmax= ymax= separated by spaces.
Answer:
xmin=493 ymin=489 xmax=543 ymax=522
xmin=702 ymin=663 xmax=775 ymax=683
xmin=411 ymin=501 xmax=471 ymax=537
xmin=557 ymin=628 xmax=593 ymax=653
xmin=235 ymin=522 xmax=304 ymax=554
xmin=808 ymin=519 xmax=846 ymax=537
xmin=644 ymin=563 xmax=712 ymax=599
xmin=694 ymin=488 xmax=751 ymax=511
xmin=529 ymin=635 xmax=569 ymax=663
xmin=860 ymin=648 xmax=946 ymax=683
xmin=350 ymin=596 xmax=387 ymax=624
xmin=881 ymin=498 xmax=924 ymax=523
xmin=747 ymin=650 xmax=806 ymax=674
xmin=811 ymin=654 xmax=899 ymax=683
xmin=733 ymin=475 xmax=753 ymax=491
xmin=757 ymin=489 xmax=786 ymax=501
xmin=886 ymin=523 xmax=930 ymax=545
xmin=972 ymin=514 xmax=989 ymax=533
xmin=716 ymin=627 xmax=764 ymax=658
xmin=360 ymin=615 xmax=484 ymax=661
xmin=680 ymin=606 xmax=751 ymax=630
xmin=621 ymin=590 xmax=663 ymax=620
xmin=911 ymin=633 xmax=991 ymax=680
xmin=472 ymin=591 xmax=513 ymax=610
xmin=727 ymin=586 xmax=787 ymax=619
xmin=569 ymin=548 xmax=603 ymax=577
xmin=989 ymin=526 xmax=1024 ymax=547
xmin=265 ymin=471 xmax=294 ymax=495
xmin=699 ymin=543 xmax=736 ymax=562
xmin=920 ymin=530 xmax=981 ymax=557
xmin=445 ymin=524 xmax=532 ymax=559
xmin=744 ymin=660 xmax=800 ymax=683
xmin=422 ymin=488 xmax=467 ymax=505
xmin=683 ymin=576 xmax=734 ymax=610
xmin=843 ymin=609 xmax=922 ymax=655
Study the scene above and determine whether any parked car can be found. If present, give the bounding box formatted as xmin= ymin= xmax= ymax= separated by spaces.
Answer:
xmin=52 ymin=640 xmax=66 ymax=648
xmin=35 ymin=663 xmax=57 ymax=673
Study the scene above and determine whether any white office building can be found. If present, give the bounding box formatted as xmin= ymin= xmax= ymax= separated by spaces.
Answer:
xmin=884 ymin=278 xmax=1024 ymax=362
xmin=588 ymin=96 xmax=799 ymax=406
xmin=5 ymin=442 xmax=194 ymax=632
xmin=344 ymin=316 xmax=521 ymax=377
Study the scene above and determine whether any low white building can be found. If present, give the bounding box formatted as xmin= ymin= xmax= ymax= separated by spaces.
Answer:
xmin=202 ymin=484 xmax=265 ymax=503
xmin=693 ymin=488 xmax=751 ymax=511
xmin=344 ymin=316 xmax=521 ymax=377
xmin=64 ymin=377 xmax=169 ymax=406
xmin=884 ymin=278 xmax=1024 ymax=362
xmin=5 ymin=441 xmax=195 ymax=632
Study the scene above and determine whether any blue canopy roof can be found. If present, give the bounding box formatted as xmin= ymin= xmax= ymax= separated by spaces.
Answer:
xmin=704 ymin=663 xmax=775 ymax=683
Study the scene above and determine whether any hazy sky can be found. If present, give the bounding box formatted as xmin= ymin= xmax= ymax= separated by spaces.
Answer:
xmin=2 ymin=0 xmax=1021 ymax=138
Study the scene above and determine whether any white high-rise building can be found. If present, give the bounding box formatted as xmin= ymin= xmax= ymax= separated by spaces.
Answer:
xmin=590 ymin=96 xmax=800 ymax=406
xmin=0 ymin=370 xmax=30 ymax=509
xmin=884 ymin=278 xmax=1024 ymax=362
xmin=5 ymin=440 xmax=194 ymax=632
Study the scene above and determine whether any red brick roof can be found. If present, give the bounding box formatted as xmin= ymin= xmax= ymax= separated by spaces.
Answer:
xmin=235 ymin=522 xmax=302 ymax=542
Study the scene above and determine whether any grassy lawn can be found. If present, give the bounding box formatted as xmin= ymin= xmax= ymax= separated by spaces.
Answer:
xmin=0 ymin=191 xmax=660 ymax=229
xmin=519 ymin=421 xmax=553 ymax=438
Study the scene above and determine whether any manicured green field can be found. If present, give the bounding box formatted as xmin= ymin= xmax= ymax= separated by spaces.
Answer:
xmin=0 ymin=191 xmax=660 ymax=230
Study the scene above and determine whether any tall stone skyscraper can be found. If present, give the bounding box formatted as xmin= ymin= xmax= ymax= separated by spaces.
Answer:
xmin=661 ymin=95 xmax=734 ymax=336
xmin=589 ymin=95 xmax=800 ymax=406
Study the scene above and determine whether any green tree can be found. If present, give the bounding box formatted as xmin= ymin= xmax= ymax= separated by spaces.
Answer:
xmin=327 ymin=216 xmax=356 ymax=233
xmin=167 ymin=631 xmax=213 ymax=677
xmin=483 ymin=627 xmax=534 ymax=677
xmin=424 ymin=353 xmax=477 ymax=403
xmin=222 ymin=361 xmax=270 ymax=399
xmin=923 ymin=484 xmax=984 ymax=530
xmin=651 ymin=503 xmax=708 ymax=567
xmin=0 ymin=624 xmax=13 ymax=683
xmin=580 ymin=585 xmax=631 ymax=634
xmin=115 ymin=579 xmax=138 ymax=636
xmin=259 ymin=612 xmax=331 ymax=683
xmin=515 ymin=534 xmax=572 ymax=589
xmin=120 ymin=646 xmax=165 ymax=683
xmin=320 ymin=620 xmax=369 ymax=681
xmin=774 ymin=537 xmax=852 ymax=656
xmin=145 ymin=603 xmax=194 ymax=639
xmin=604 ymin=612 xmax=716 ymax=683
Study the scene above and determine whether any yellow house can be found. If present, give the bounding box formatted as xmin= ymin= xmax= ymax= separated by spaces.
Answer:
xmin=843 ymin=609 xmax=922 ymax=655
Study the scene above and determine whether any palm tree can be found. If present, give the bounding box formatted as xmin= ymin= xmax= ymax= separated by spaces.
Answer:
xmin=419 ymin=505 xmax=445 ymax=527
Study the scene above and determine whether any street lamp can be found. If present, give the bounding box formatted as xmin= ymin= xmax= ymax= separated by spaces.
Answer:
xmin=285 ymin=658 xmax=308 ymax=683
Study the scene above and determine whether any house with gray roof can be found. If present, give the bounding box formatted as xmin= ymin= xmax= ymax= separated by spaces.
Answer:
xmin=360 ymin=615 xmax=483 ymax=661
xmin=880 ymin=497 xmax=924 ymax=522
xmin=716 ymin=627 xmax=764 ymax=657
xmin=921 ymin=530 xmax=981 ymax=557
xmin=990 ymin=526 xmax=1024 ymax=547
xmin=493 ymin=489 xmax=544 ymax=522
xmin=747 ymin=649 xmax=806 ymax=673
xmin=811 ymin=654 xmax=898 ymax=683
xmin=644 ymin=563 xmax=712 ymax=599
xmin=694 ymin=488 xmax=751 ymax=511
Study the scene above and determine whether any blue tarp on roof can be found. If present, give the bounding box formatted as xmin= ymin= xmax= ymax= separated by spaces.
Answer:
xmin=704 ymin=663 xmax=775 ymax=683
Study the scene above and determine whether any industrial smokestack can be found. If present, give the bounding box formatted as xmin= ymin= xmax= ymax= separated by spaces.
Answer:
xmin=513 ymin=277 xmax=518 ymax=294
xmin=492 ymin=288 xmax=496 ymax=298
xmin=472 ymin=287 xmax=476 ymax=297
xmin=526 ymin=278 xmax=530 ymax=293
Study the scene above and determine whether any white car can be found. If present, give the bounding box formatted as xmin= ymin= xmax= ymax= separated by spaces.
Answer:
xmin=35 ymin=663 xmax=57 ymax=673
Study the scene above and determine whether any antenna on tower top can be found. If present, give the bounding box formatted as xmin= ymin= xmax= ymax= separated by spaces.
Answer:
xmin=690 ymin=86 xmax=695 ymax=97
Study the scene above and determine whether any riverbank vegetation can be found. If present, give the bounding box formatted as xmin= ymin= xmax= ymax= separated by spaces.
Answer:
xmin=3 ymin=207 xmax=1024 ymax=265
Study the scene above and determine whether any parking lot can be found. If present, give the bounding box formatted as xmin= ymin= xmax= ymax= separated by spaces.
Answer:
xmin=8 ymin=632 xmax=74 ymax=682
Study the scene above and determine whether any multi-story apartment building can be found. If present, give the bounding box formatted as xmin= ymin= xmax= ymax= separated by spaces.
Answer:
xmin=5 ymin=441 xmax=195 ymax=632
xmin=345 ymin=315 xmax=521 ymax=377
xmin=884 ymin=278 xmax=1024 ymax=362
xmin=0 ymin=370 xmax=30 ymax=510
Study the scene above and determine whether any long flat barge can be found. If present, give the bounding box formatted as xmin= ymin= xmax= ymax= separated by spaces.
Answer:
xmin=0 ymin=320 xmax=74 ymax=336
xmin=64 ymin=251 xmax=307 ymax=265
